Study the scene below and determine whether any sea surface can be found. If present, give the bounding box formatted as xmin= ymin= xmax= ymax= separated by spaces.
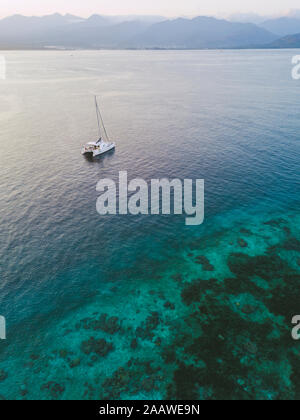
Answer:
xmin=0 ymin=50 xmax=299 ymax=400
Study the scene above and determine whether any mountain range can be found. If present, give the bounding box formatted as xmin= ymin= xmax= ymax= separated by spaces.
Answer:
xmin=1 ymin=13 xmax=300 ymax=49
xmin=266 ymin=33 xmax=300 ymax=49
xmin=260 ymin=17 xmax=300 ymax=37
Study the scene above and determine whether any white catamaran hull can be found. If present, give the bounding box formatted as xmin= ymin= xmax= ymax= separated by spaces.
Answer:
xmin=92 ymin=142 xmax=115 ymax=157
xmin=81 ymin=142 xmax=116 ymax=157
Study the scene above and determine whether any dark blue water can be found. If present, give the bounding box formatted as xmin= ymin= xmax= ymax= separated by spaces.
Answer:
xmin=0 ymin=50 xmax=299 ymax=399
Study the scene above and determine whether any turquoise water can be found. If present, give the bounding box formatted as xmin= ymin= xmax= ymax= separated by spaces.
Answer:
xmin=0 ymin=50 xmax=299 ymax=400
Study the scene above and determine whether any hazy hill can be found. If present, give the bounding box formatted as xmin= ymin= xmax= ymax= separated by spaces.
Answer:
xmin=128 ymin=16 xmax=277 ymax=49
xmin=260 ymin=17 xmax=300 ymax=37
xmin=266 ymin=33 xmax=300 ymax=48
xmin=227 ymin=13 xmax=270 ymax=24
xmin=0 ymin=13 xmax=158 ymax=48
xmin=46 ymin=20 xmax=151 ymax=48
xmin=0 ymin=13 xmax=84 ymax=46
xmin=0 ymin=13 xmax=277 ymax=49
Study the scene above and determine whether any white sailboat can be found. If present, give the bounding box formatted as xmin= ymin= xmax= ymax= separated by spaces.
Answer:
xmin=81 ymin=97 xmax=116 ymax=157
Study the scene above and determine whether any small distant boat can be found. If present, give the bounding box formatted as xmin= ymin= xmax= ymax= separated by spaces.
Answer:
xmin=81 ymin=96 xmax=116 ymax=157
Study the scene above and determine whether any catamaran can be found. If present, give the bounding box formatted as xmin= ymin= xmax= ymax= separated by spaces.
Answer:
xmin=81 ymin=97 xmax=116 ymax=157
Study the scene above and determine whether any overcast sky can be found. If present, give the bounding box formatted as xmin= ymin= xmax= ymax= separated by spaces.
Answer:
xmin=0 ymin=0 xmax=300 ymax=19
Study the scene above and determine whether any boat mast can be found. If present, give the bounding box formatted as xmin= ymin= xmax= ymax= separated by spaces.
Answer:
xmin=95 ymin=96 xmax=102 ymax=140
xmin=95 ymin=96 xmax=110 ymax=142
